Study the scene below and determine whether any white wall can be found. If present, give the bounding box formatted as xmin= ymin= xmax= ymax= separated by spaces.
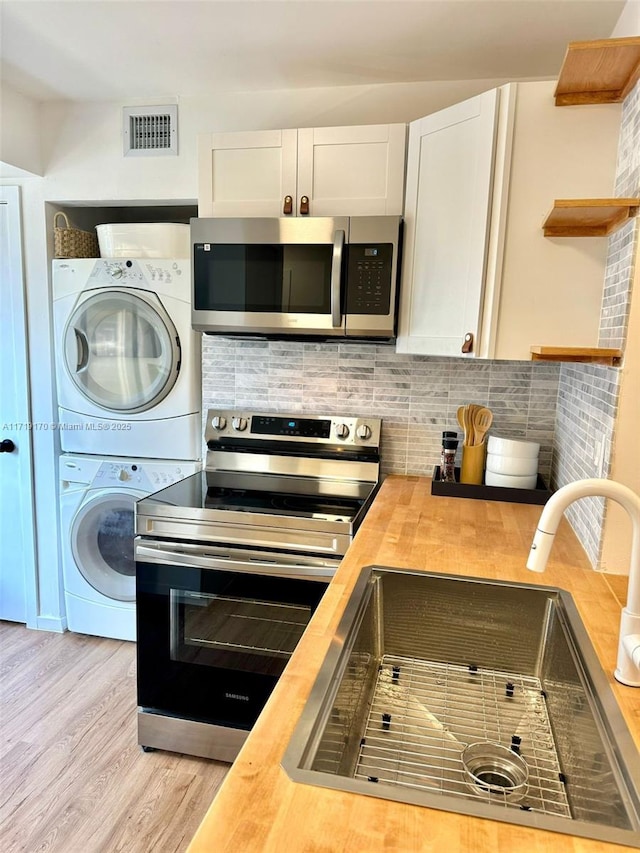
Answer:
xmin=38 ymin=75 xmax=532 ymax=203
xmin=610 ymin=0 xmax=640 ymax=36
xmin=0 ymin=84 xmax=43 ymax=176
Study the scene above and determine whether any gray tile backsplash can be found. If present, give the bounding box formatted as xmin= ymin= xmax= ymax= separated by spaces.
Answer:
xmin=554 ymin=364 xmax=620 ymax=565
xmin=555 ymin=79 xmax=639 ymax=567
xmin=600 ymin=219 xmax=636 ymax=349
xmin=203 ymin=337 xmax=559 ymax=481
xmin=599 ymin=82 xmax=638 ymax=350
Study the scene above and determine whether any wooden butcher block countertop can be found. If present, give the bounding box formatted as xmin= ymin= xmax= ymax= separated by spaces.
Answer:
xmin=187 ymin=475 xmax=639 ymax=853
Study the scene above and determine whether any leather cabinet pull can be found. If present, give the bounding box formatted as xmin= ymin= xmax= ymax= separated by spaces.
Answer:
xmin=283 ymin=195 xmax=293 ymax=215
xmin=299 ymin=196 xmax=310 ymax=215
xmin=462 ymin=332 xmax=474 ymax=354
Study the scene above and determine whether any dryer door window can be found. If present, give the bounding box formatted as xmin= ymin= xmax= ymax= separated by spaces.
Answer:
xmin=64 ymin=289 xmax=181 ymax=413
xmin=71 ymin=491 xmax=144 ymax=602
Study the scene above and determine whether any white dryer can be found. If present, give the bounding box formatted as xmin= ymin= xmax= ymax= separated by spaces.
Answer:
xmin=59 ymin=453 xmax=201 ymax=641
xmin=53 ymin=258 xmax=201 ymax=460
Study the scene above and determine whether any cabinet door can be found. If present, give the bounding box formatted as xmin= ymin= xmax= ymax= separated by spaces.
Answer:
xmin=485 ymin=81 xmax=620 ymax=360
xmin=198 ymin=130 xmax=298 ymax=217
xmin=396 ymin=90 xmax=499 ymax=356
xmin=297 ymin=124 xmax=406 ymax=216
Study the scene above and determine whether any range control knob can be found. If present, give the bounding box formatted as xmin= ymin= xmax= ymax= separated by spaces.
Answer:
xmin=232 ymin=417 xmax=248 ymax=432
xmin=356 ymin=424 xmax=372 ymax=440
xmin=211 ymin=415 xmax=227 ymax=431
xmin=335 ymin=423 xmax=350 ymax=440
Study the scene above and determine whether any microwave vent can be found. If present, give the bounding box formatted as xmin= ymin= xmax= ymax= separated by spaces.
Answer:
xmin=123 ymin=105 xmax=178 ymax=156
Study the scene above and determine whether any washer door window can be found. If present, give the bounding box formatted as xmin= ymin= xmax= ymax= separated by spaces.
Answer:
xmin=64 ymin=289 xmax=180 ymax=413
xmin=71 ymin=491 xmax=144 ymax=602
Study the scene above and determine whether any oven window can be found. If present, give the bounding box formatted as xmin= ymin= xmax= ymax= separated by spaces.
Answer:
xmin=194 ymin=244 xmax=333 ymax=313
xmin=170 ymin=590 xmax=312 ymax=677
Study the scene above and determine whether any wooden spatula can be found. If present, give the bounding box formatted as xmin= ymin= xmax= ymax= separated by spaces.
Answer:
xmin=472 ymin=407 xmax=493 ymax=445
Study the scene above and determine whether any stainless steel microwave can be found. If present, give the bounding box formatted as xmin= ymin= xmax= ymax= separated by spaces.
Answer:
xmin=190 ymin=216 xmax=402 ymax=340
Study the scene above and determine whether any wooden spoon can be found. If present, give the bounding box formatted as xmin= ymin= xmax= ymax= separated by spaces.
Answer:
xmin=472 ymin=406 xmax=493 ymax=445
xmin=464 ymin=406 xmax=476 ymax=446
xmin=457 ymin=404 xmax=472 ymax=445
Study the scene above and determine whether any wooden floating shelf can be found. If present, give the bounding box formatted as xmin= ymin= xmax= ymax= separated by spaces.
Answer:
xmin=531 ymin=347 xmax=623 ymax=366
xmin=555 ymin=37 xmax=640 ymax=106
xmin=542 ymin=198 xmax=640 ymax=237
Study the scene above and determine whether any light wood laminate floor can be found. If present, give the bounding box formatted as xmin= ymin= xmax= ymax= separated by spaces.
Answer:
xmin=0 ymin=622 xmax=228 ymax=853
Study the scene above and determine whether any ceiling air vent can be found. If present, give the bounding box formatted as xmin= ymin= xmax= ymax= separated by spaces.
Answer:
xmin=123 ymin=105 xmax=178 ymax=157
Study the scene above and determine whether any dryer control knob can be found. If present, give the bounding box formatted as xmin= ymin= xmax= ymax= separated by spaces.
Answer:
xmin=211 ymin=415 xmax=227 ymax=431
xmin=232 ymin=417 xmax=248 ymax=432
xmin=110 ymin=265 xmax=124 ymax=279
xmin=335 ymin=423 xmax=350 ymax=440
xmin=118 ymin=469 xmax=131 ymax=482
xmin=356 ymin=424 xmax=372 ymax=440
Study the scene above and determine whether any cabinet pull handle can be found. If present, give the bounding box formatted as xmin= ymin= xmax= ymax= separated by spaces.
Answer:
xmin=283 ymin=195 xmax=293 ymax=215
xmin=462 ymin=332 xmax=474 ymax=354
xmin=299 ymin=196 xmax=310 ymax=215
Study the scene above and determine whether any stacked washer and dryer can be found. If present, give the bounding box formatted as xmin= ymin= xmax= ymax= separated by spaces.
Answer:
xmin=53 ymin=248 xmax=202 ymax=642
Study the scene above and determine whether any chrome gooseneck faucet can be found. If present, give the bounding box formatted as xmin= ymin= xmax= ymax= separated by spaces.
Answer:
xmin=527 ymin=478 xmax=640 ymax=687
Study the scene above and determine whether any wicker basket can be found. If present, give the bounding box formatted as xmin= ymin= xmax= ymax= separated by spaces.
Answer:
xmin=53 ymin=212 xmax=99 ymax=259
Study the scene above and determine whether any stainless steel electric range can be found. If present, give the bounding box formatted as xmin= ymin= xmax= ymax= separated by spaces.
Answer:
xmin=134 ymin=409 xmax=382 ymax=762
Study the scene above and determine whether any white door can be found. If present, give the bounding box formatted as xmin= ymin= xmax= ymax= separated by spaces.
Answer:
xmin=397 ymin=90 xmax=499 ymax=356
xmin=198 ymin=129 xmax=298 ymax=217
xmin=0 ymin=186 xmax=36 ymax=622
xmin=70 ymin=490 xmax=143 ymax=602
xmin=297 ymin=124 xmax=406 ymax=216
xmin=63 ymin=289 xmax=181 ymax=413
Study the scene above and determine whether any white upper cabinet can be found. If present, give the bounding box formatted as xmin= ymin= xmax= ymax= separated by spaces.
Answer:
xmin=396 ymin=90 xmax=500 ymax=357
xmin=397 ymin=81 xmax=621 ymax=360
xmin=296 ymin=125 xmax=406 ymax=216
xmin=198 ymin=124 xmax=407 ymax=218
xmin=198 ymin=129 xmax=298 ymax=217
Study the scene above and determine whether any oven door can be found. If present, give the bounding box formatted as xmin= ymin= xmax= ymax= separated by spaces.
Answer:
xmin=136 ymin=544 xmax=331 ymax=730
xmin=191 ymin=217 xmax=347 ymax=337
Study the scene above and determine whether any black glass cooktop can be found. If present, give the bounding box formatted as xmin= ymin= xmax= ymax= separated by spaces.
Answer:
xmin=136 ymin=471 xmax=367 ymax=523
xmin=204 ymin=486 xmax=360 ymax=521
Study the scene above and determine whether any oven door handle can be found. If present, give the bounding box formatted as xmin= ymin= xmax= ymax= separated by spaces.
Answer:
xmin=135 ymin=543 xmax=337 ymax=579
xmin=330 ymin=229 xmax=345 ymax=328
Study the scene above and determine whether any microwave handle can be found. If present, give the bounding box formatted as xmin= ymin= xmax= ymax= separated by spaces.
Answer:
xmin=331 ymin=229 xmax=345 ymax=328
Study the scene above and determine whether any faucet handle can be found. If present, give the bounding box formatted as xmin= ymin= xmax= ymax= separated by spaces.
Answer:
xmin=526 ymin=526 xmax=556 ymax=572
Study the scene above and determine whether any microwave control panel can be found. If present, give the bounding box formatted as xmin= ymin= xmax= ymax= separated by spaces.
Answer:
xmin=346 ymin=243 xmax=394 ymax=315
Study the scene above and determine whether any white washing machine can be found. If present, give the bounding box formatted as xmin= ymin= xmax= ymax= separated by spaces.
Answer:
xmin=52 ymin=258 xmax=201 ymax=460
xmin=59 ymin=453 xmax=201 ymax=641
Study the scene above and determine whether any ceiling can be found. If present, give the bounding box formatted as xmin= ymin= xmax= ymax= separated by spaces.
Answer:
xmin=0 ymin=0 xmax=629 ymax=103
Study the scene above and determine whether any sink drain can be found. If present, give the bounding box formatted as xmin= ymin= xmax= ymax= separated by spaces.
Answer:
xmin=462 ymin=742 xmax=529 ymax=802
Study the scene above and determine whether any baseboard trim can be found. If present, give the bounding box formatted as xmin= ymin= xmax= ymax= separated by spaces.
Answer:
xmin=34 ymin=615 xmax=67 ymax=633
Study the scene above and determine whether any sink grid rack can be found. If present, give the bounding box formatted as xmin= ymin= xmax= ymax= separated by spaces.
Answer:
xmin=354 ymin=655 xmax=572 ymax=819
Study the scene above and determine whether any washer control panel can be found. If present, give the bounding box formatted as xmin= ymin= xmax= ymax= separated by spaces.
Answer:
xmin=85 ymin=259 xmax=186 ymax=289
xmin=60 ymin=456 xmax=201 ymax=491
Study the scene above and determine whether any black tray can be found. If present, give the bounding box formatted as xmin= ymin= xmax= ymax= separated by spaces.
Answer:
xmin=431 ymin=466 xmax=551 ymax=505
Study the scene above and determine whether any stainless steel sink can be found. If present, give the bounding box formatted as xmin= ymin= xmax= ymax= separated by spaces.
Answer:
xmin=282 ymin=567 xmax=640 ymax=847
